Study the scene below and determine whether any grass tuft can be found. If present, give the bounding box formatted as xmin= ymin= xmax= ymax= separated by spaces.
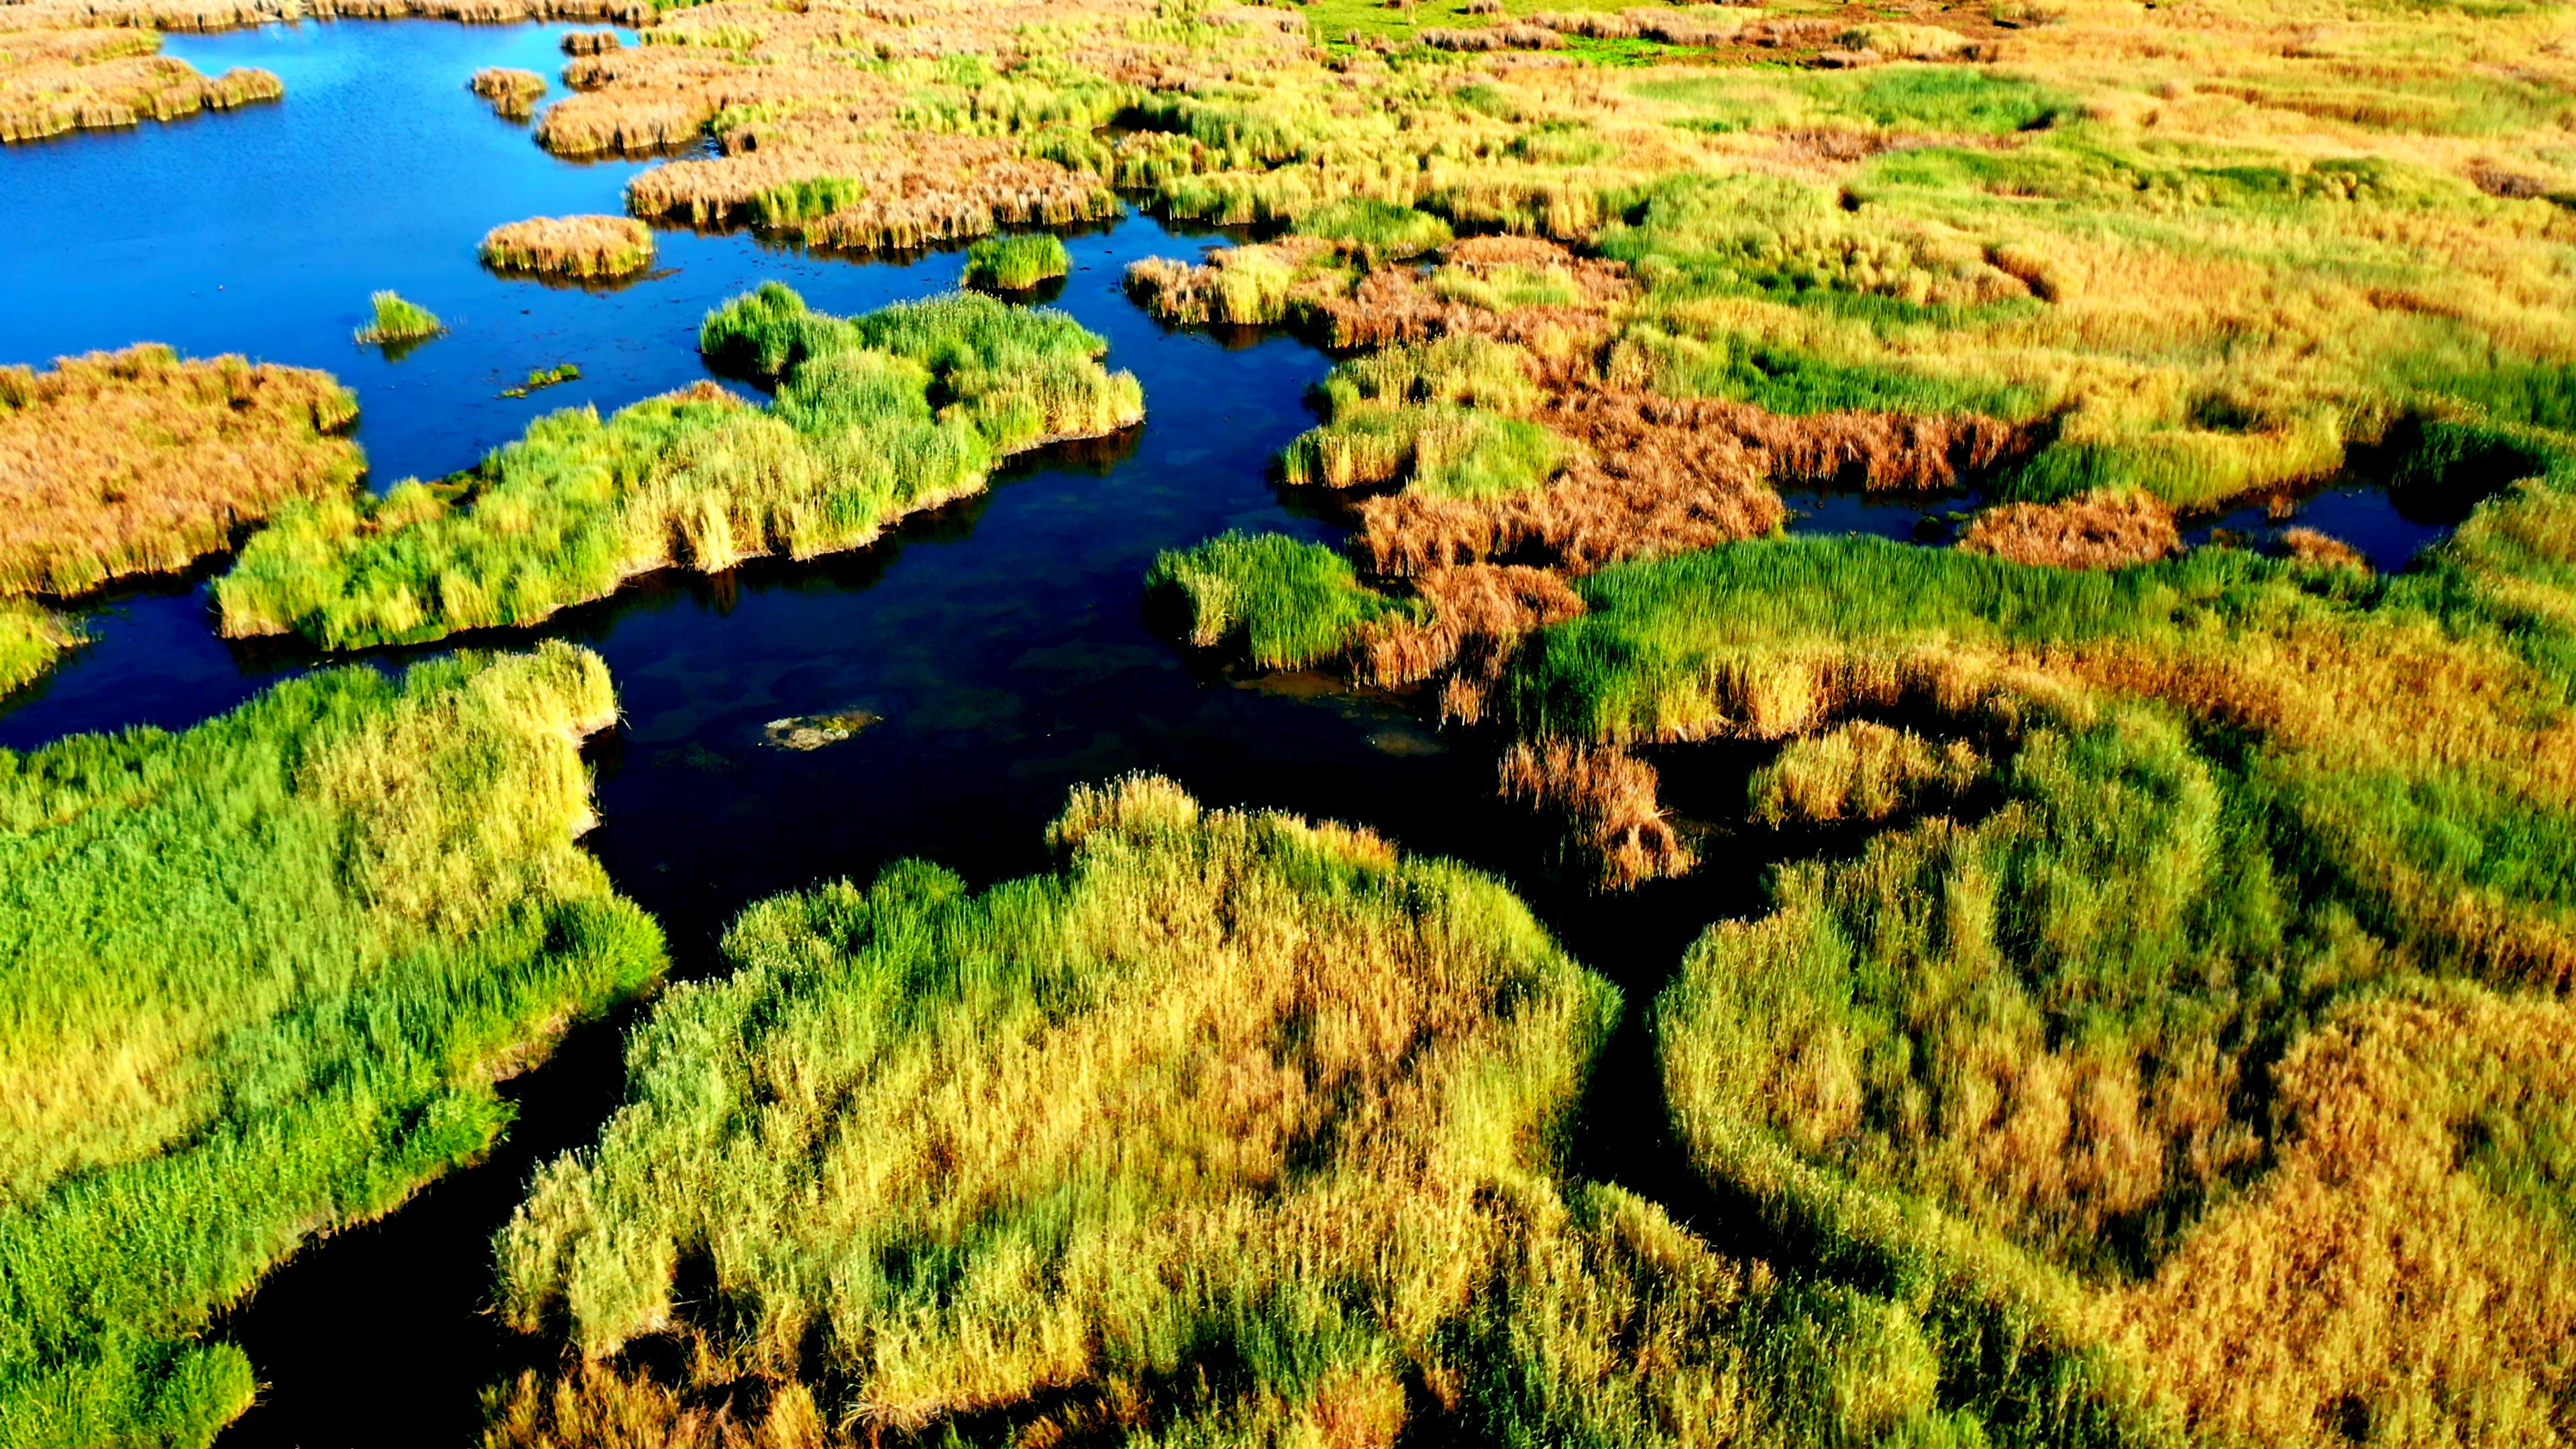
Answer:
xmin=354 ymin=290 xmax=443 ymax=346
xmin=961 ymin=232 xmax=1069 ymax=290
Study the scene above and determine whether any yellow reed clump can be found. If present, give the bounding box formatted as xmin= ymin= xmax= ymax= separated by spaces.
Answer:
xmin=468 ymin=64 xmax=544 ymax=119
xmin=479 ymin=214 xmax=656 ymax=279
xmin=0 ymin=344 xmax=363 ymax=600
xmin=0 ymin=25 xmax=277 ymax=143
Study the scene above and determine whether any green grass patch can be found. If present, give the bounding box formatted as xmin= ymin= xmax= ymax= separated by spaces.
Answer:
xmin=483 ymin=774 xmax=2112 ymax=1447
xmin=1289 ymin=196 xmax=1454 ymax=262
xmin=962 ymin=233 xmax=1070 ymax=290
xmin=354 ymin=290 xmax=443 ymax=346
xmin=217 ymin=285 xmax=1141 ymax=650
xmin=1147 ymin=530 xmax=1405 ymax=668
xmin=0 ymin=601 xmax=78 ymax=696
xmin=0 ymin=644 xmax=663 ymax=1449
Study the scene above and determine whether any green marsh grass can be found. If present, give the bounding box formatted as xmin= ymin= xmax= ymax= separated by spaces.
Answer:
xmin=0 ymin=643 xmax=663 ymax=1449
xmin=0 ymin=600 xmax=77 ymax=696
xmin=354 ymin=290 xmax=443 ymax=346
xmin=486 ymin=774 xmax=2095 ymax=1447
xmin=1503 ymin=427 xmax=2576 ymax=1438
xmin=960 ymin=232 xmax=1069 ymax=290
xmin=217 ymin=284 xmax=1140 ymax=650
xmin=1145 ymin=530 xmax=1406 ymax=669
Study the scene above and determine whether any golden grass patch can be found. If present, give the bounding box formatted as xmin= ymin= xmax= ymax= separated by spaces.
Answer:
xmin=479 ymin=214 xmax=655 ymax=278
xmin=0 ymin=343 xmax=362 ymax=598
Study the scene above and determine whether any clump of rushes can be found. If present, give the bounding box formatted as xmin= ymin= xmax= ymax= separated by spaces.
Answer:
xmin=0 ymin=600 xmax=79 ymax=695
xmin=561 ymin=28 xmax=620 ymax=54
xmin=0 ymin=643 xmax=663 ymax=1449
xmin=1146 ymin=530 xmax=1409 ymax=669
xmin=0 ymin=28 xmax=280 ymax=145
xmin=468 ymin=66 xmax=545 ymax=119
xmin=1290 ymin=196 xmax=1452 ymax=263
xmin=478 ymin=215 xmax=655 ymax=280
xmin=499 ymin=363 xmax=581 ymax=398
xmin=485 ymin=775 xmax=2005 ymax=1448
xmin=354 ymin=290 xmax=443 ymax=346
xmin=961 ymin=232 xmax=1069 ymax=290
xmin=216 ymin=284 xmax=1141 ymax=649
xmin=0 ymin=344 xmax=362 ymax=598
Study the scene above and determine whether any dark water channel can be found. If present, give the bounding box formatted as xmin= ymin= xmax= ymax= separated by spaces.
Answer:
xmin=2 ymin=20 xmax=1748 ymax=1447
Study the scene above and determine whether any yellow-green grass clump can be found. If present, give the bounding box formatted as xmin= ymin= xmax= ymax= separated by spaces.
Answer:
xmin=468 ymin=64 xmax=545 ymax=119
xmin=961 ymin=231 xmax=1068 ymax=290
xmin=1495 ymin=423 xmax=2576 ymax=1442
xmin=488 ymin=774 xmax=2103 ymax=1446
xmin=0 ymin=343 xmax=362 ymax=598
xmin=217 ymin=284 xmax=1141 ymax=649
xmin=0 ymin=600 xmax=80 ymax=696
xmin=0 ymin=26 xmax=278 ymax=144
xmin=479 ymin=214 xmax=655 ymax=280
xmin=0 ymin=643 xmax=665 ymax=1449
xmin=1146 ymin=529 xmax=1413 ymax=671
xmin=354 ymin=289 xmax=444 ymax=345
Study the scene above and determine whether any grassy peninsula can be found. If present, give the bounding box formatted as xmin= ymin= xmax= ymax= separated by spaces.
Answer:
xmin=215 ymin=285 xmax=1141 ymax=650
xmin=0 ymin=643 xmax=664 ymax=1449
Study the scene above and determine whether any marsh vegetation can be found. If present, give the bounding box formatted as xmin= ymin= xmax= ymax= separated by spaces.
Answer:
xmin=479 ymin=215 xmax=655 ymax=280
xmin=215 ymin=284 xmax=1142 ymax=649
xmin=2 ymin=0 xmax=2573 ymax=1444
xmin=355 ymin=290 xmax=446 ymax=346
xmin=0 ymin=643 xmax=663 ymax=1449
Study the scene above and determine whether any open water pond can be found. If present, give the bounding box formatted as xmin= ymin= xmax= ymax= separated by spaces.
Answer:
xmin=4 ymin=19 xmax=1754 ymax=1446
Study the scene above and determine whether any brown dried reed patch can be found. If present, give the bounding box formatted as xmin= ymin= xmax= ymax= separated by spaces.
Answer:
xmin=1325 ymin=237 xmax=1632 ymax=352
xmin=1421 ymin=22 xmax=1563 ymax=52
xmin=1356 ymin=563 xmax=1585 ymax=722
xmin=561 ymin=26 xmax=618 ymax=54
xmin=468 ymin=64 xmax=544 ymax=119
xmin=1353 ymin=387 xmax=2021 ymax=578
xmin=1958 ymin=488 xmax=2180 ymax=570
xmin=2280 ymin=525 xmax=2369 ymax=571
xmin=480 ymin=214 xmax=655 ymax=278
xmin=0 ymin=344 xmax=362 ymax=597
xmin=2109 ymin=989 xmax=2576 ymax=1446
xmin=1500 ymin=739 xmax=1696 ymax=888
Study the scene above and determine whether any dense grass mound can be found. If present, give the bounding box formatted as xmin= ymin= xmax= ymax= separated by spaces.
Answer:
xmin=480 ymin=215 xmax=655 ymax=280
xmin=1495 ymin=427 xmax=2576 ymax=1443
xmin=354 ymin=290 xmax=444 ymax=345
xmin=0 ymin=27 xmax=280 ymax=145
xmin=1147 ymin=530 xmax=1408 ymax=670
xmin=215 ymin=284 xmax=1140 ymax=649
xmin=0 ymin=600 xmax=78 ymax=696
xmin=0 ymin=344 xmax=362 ymax=599
xmin=488 ymin=775 xmax=2100 ymax=1446
xmin=961 ymin=232 xmax=1069 ymax=290
xmin=0 ymin=643 xmax=665 ymax=1449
